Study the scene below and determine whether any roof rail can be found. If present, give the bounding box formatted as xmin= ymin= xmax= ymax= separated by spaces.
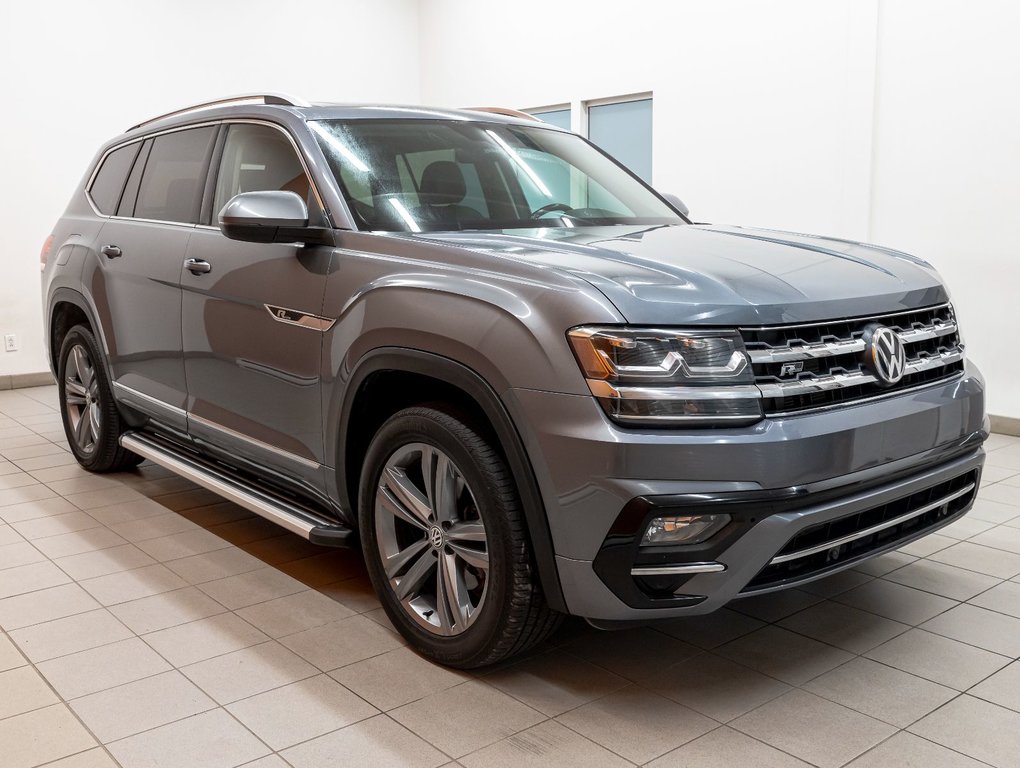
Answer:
xmin=464 ymin=106 xmax=540 ymax=121
xmin=127 ymin=92 xmax=310 ymax=132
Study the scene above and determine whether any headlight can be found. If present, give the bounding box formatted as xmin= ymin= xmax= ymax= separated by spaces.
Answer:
xmin=567 ymin=327 xmax=763 ymax=426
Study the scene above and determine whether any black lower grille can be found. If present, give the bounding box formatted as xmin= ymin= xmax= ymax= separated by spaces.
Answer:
xmin=743 ymin=469 xmax=979 ymax=592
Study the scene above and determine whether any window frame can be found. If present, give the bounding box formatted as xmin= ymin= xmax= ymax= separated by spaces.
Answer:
xmin=582 ymin=92 xmax=654 ymax=184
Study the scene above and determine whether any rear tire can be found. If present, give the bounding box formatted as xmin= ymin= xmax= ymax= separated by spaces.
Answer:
xmin=358 ymin=405 xmax=560 ymax=668
xmin=57 ymin=325 xmax=142 ymax=472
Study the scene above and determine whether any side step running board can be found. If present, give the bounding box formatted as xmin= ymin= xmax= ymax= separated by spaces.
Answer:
xmin=120 ymin=432 xmax=354 ymax=546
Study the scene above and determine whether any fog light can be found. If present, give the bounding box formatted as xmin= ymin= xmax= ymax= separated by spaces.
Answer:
xmin=642 ymin=514 xmax=731 ymax=546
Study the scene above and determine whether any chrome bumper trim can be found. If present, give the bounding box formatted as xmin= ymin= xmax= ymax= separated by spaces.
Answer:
xmin=630 ymin=562 xmax=727 ymax=576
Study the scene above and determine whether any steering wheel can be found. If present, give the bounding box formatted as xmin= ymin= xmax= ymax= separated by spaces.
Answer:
xmin=530 ymin=202 xmax=574 ymax=219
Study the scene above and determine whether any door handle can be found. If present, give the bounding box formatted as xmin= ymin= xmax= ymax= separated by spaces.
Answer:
xmin=101 ymin=245 xmax=122 ymax=259
xmin=184 ymin=258 xmax=212 ymax=275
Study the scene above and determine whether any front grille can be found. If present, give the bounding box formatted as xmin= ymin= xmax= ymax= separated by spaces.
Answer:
xmin=741 ymin=304 xmax=964 ymax=415
xmin=743 ymin=469 xmax=978 ymax=592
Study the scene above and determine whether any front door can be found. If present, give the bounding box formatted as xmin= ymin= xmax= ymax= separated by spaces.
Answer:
xmin=181 ymin=122 xmax=333 ymax=478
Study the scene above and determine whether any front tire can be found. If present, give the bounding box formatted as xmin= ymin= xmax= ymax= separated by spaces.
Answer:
xmin=358 ymin=405 xmax=560 ymax=668
xmin=57 ymin=325 xmax=141 ymax=472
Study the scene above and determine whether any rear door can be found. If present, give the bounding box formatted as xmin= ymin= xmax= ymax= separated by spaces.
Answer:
xmin=84 ymin=125 xmax=218 ymax=431
xmin=181 ymin=122 xmax=333 ymax=478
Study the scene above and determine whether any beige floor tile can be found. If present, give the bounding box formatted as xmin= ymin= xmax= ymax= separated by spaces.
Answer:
xmin=970 ymin=660 xmax=1020 ymax=713
xmin=836 ymin=578 xmax=959 ymax=625
xmin=0 ymin=522 xmax=24 ymax=545
xmin=208 ymin=516 xmax=289 ymax=546
xmin=280 ymin=614 xmax=406 ymax=671
xmin=46 ymin=475 xmax=123 ymax=496
xmin=134 ymin=528 xmax=233 ymax=561
xmin=0 ymin=483 xmax=58 ymax=508
xmin=282 ymin=713 xmax=447 ymax=768
xmin=730 ymin=588 xmax=821 ymax=622
xmin=54 ymin=543 xmax=157 ymax=580
xmin=87 ymin=498 xmax=172 ymax=527
xmin=181 ymin=640 xmax=318 ymax=704
xmin=28 ymin=463 xmax=95 ymax=483
xmin=798 ymin=568 xmax=875 ymax=598
xmin=0 ymin=583 xmax=101 ymax=630
xmin=648 ymin=726 xmax=813 ymax=768
xmin=969 ymin=524 xmax=1020 ymax=555
xmin=981 ymin=483 xmax=1020 ymax=507
xmin=483 ymin=649 xmax=627 ymax=717
xmin=937 ymin=516 xmax=996 ymax=540
xmin=0 ymin=631 xmax=27 ymax=670
xmin=968 ymin=497 xmax=1020 ymax=524
xmin=226 ymin=673 xmax=377 ymax=750
xmin=2 ymin=442 xmax=66 ymax=460
xmin=461 ymin=720 xmax=630 ymax=768
xmin=928 ymin=541 xmax=1020 ymax=579
xmin=0 ymin=495 xmax=78 ymax=523
xmin=110 ymin=585 xmax=227 ymax=634
xmin=899 ymin=532 xmax=956 ymax=557
xmin=15 ymin=452 xmax=80 ymax=471
xmin=921 ymin=603 xmax=1020 ymax=657
xmin=779 ymin=599 xmax=910 ymax=654
xmin=198 ymin=566 xmax=307 ymax=609
xmin=237 ymin=757 xmax=289 ymax=768
xmin=153 ymin=487 xmax=228 ymax=512
xmin=393 ymin=679 xmax=544 ymax=758
xmin=845 ymin=731 xmax=987 ymax=767
xmin=648 ymin=652 xmax=791 ymax=723
xmin=0 ymin=559 xmax=71 ymax=598
xmin=557 ymin=685 xmax=716 ymax=764
xmin=9 ymin=608 xmax=133 ymax=662
xmin=273 ymin=551 xmax=365 ymax=587
xmin=804 ymin=656 xmax=956 ymax=727
xmin=560 ymin=626 xmax=699 ymax=684
xmin=733 ymin=689 xmax=894 ymax=768
xmin=865 ymin=628 xmax=1011 ymax=689
xmin=32 ymin=526 xmax=127 ymax=559
xmin=241 ymin=533 xmax=325 ymax=566
xmin=968 ymin=579 xmax=1020 ymax=618
xmin=0 ymin=472 xmax=44 ymax=491
xmin=41 ymin=748 xmax=122 ymax=768
xmin=63 ymin=485 xmax=146 ymax=510
xmin=0 ymin=665 xmax=59 ymax=719
xmin=177 ymin=501 xmax=253 ymax=527
xmin=318 ymin=575 xmax=382 ymax=614
xmin=37 ymin=637 xmax=171 ymax=699
xmin=145 ymin=612 xmax=269 ymax=667
xmin=331 ymin=646 xmax=470 ymax=711
xmin=70 ymin=670 xmax=216 ymax=742
xmin=237 ymin=589 xmax=355 ymax=638
xmin=0 ymin=704 xmax=97 ymax=768
xmin=81 ymin=562 xmax=188 ymax=605
xmin=655 ymin=607 xmax=765 ymax=649
xmin=884 ymin=559 xmax=1002 ymax=601
xmin=108 ymin=708 xmax=270 ymax=768
xmin=12 ymin=510 xmax=102 ymax=540
xmin=164 ymin=546 xmax=266 ymax=584
xmin=716 ymin=625 xmax=853 ymax=686
xmin=0 ymin=539 xmax=46 ymax=569
xmin=109 ymin=512 xmax=201 ymax=542
xmin=910 ymin=695 xmax=1020 ymax=768
xmin=852 ymin=550 xmax=918 ymax=576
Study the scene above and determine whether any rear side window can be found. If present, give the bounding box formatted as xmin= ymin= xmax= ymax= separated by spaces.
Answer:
xmin=89 ymin=143 xmax=141 ymax=215
xmin=134 ymin=126 xmax=216 ymax=223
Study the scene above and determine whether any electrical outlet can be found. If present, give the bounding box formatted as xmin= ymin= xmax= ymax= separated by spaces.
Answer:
xmin=4 ymin=334 xmax=17 ymax=352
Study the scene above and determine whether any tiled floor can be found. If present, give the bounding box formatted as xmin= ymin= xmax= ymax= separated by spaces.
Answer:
xmin=2 ymin=385 xmax=1020 ymax=768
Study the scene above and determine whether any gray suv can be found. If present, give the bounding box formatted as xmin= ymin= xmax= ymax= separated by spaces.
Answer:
xmin=42 ymin=93 xmax=987 ymax=667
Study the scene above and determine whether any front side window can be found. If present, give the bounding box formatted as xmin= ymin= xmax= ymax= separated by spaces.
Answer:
xmin=89 ymin=142 xmax=141 ymax=215
xmin=312 ymin=119 xmax=680 ymax=233
xmin=212 ymin=124 xmax=312 ymax=217
xmin=133 ymin=126 xmax=216 ymax=223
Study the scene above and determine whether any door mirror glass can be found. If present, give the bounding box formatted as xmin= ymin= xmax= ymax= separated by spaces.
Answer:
xmin=219 ymin=190 xmax=312 ymax=243
xmin=661 ymin=193 xmax=689 ymax=218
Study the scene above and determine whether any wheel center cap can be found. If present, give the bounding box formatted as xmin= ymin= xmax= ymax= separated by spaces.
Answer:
xmin=428 ymin=525 xmax=445 ymax=550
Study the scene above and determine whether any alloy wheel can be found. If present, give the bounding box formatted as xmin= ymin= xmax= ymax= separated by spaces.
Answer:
xmin=64 ymin=344 xmax=101 ymax=455
xmin=374 ymin=442 xmax=489 ymax=636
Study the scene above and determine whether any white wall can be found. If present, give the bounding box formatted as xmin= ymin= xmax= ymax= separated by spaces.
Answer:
xmin=0 ymin=0 xmax=421 ymax=378
xmin=420 ymin=0 xmax=1019 ymax=419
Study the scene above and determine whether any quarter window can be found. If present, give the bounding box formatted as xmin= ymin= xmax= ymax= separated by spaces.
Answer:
xmin=212 ymin=124 xmax=312 ymax=218
xmin=133 ymin=126 xmax=216 ymax=224
xmin=89 ymin=142 xmax=141 ymax=215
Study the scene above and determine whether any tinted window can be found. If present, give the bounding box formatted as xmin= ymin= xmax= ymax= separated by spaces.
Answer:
xmin=89 ymin=143 xmax=141 ymax=215
xmin=588 ymin=99 xmax=653 ymax=183
xmin=530 ymin=108 xmax=571 ymax=131
xmin=213 ymin=124 xmax=310 ymax=217
xmin=134 ymin=127 xmax=216 ymax=223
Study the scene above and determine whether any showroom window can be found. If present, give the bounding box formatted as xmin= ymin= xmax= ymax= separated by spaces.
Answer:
xmin=212 ymin=124 xmax=313 ymax=216
xmin=133 ymin=126 xmax=217 ymax=223
xmin=586 ymin=95 xmax=653 ymax=183
xmin=89 ymin=142 xmax=142 ymax=215
xmin=528 ymin=106 xmax=571 ymax=131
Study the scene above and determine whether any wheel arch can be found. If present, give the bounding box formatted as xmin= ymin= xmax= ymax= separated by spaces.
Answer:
xmin=336 ymin=348 xmax=566 ymax=612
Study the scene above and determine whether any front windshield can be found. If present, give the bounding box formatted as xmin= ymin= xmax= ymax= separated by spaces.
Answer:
xmin=311 ymin=119 xmax=683 ymax=233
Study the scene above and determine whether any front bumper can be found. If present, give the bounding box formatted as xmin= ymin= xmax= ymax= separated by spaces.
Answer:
xmin=505 ymin=361 xmax=987 ymax=621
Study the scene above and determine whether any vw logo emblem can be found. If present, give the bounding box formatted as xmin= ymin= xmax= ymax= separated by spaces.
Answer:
xmin=428 ymin=526 xmax=445 ymax=550
xmin=864 ymin=324 xmax=907 ymax=386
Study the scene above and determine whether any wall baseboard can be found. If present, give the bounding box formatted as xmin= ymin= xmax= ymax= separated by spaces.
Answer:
xmin=991 ymin=415 xmax=1020 ymax=438
xmin=1 ymin=372 xmax=55 ymax=390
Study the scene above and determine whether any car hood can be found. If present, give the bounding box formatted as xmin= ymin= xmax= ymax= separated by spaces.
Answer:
xmin=415 ymin=224 xmax=949 ymax=325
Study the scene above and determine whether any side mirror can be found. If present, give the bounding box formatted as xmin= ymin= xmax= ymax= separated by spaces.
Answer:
xmin=661 ymin=193 xmax=690 ymax=218
xmin=219 ymin=191 xmax=323 ymax=244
